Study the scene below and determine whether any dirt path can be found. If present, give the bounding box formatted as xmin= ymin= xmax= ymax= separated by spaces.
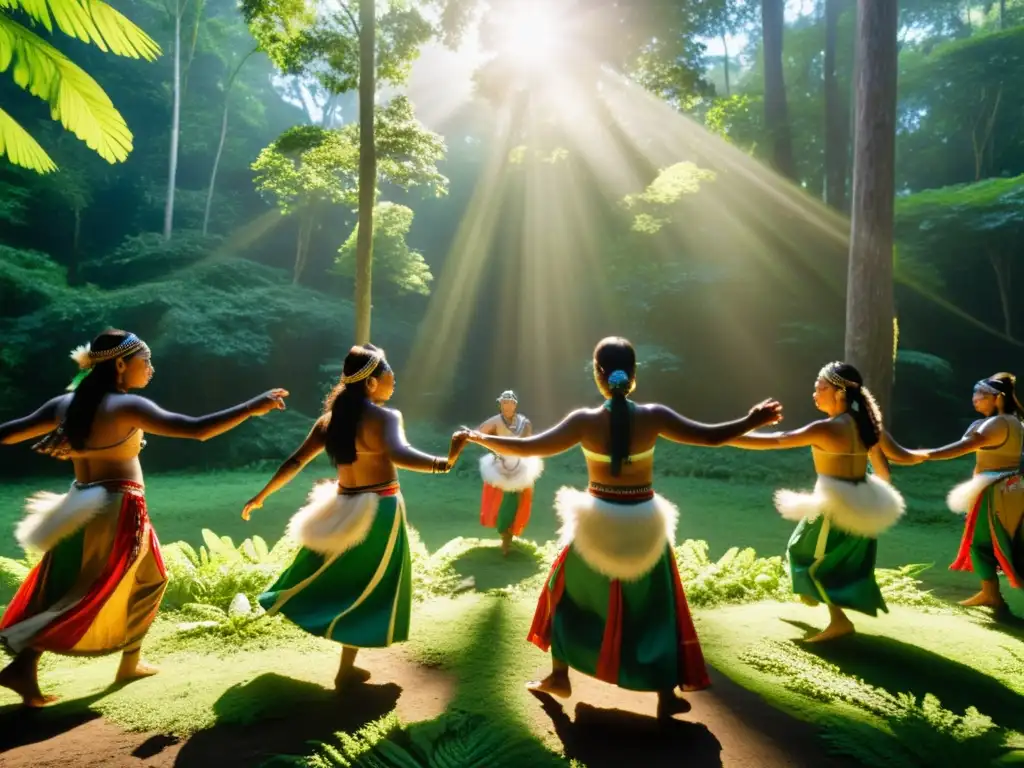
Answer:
xmin=2 ymin=656 xmax=844 ymax=768
xmin=525 ymin=666 xmax=848 ymax=768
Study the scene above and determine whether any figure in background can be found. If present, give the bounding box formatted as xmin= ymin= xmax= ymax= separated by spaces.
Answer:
xmin=914 ymin=373 xmax=1023 ymax=610
xmin=457 ymin=337 xmax=782 ymax=719
xmin=243 ymin=345 xmax=468 ymax=689
xmin=477 ymin=390 xmax=543 ymax=555
xmin=0 ymin=329 xmax=287 ymax=707
xmin=722 ymin=362 xmax=905 ymax=642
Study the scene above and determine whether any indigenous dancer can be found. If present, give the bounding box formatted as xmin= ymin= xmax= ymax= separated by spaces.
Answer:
xmin=914 ymin=373 xmax=1023 ymax=609
xmin=724 ymin=362 xmax=905 ymax=642
xmin=0 ymin=329 xmax=288 ymax=707
xmin=457 ymin=337 xmax=782 ymax=718
xmin=242 ymin=345 xmax=468 ymax=689
xmin=477 ymin=390 xmax=543 ymax=555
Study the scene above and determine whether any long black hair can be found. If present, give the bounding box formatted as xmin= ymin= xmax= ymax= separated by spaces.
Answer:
xmin=820 ymin=362 xmax=882 ymax=450
xmin=323 ymin=344 xmax=390 ymax=465
xmin=983 ymin=372 xmax=1023 ymax=420
xmin=64 ymin=329 xmax=145 ymax=450
xmin=594 ymin=336 xmax=636 ymax=477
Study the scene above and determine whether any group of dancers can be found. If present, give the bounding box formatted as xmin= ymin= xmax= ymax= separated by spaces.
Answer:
xmin=0 ymin=329 xmax=1021 ymax=719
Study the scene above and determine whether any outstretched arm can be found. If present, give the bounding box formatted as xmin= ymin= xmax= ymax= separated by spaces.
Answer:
xmin=0 ymin=397 xmax=64 ymax=445
xmin=242 ymin=418 xmax=327 ymax=519
xmin=879 ymin=431 xmax=926 ymax=465
xmin=724 ymin=419 xmax=829 ymax=450
xmin=921 ymin=431 xmax=997 ymax=461
xmin=384 ymin=410 xmax=466 ymax=472
xmin=651 ymin=400 xmax=782 ymax=447
xmin=122 ymin=390 xmax=288 ymax=441
xmin=467 ymin=410 xmax=586 ymax=458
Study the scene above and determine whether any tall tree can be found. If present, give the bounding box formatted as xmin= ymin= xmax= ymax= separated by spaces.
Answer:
xmin=824 ymin=0 xmax=851 ymax=211
xmin=761 ymin=0 xmax=796 ymax=179
xmin=354 ymin=0 xmax=376 ymax=345
xmin=845 ymin=0 xmax=899 ymax=413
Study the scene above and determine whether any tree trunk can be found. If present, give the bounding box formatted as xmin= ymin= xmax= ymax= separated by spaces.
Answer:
xmin=824 ymin=0 xmax=850 ymax=211
xmin=761 ymin=0 xmax=797 ymax=180
xmin=294 ymin=210 xmax=314 ymax=284
xmin=354 ymin=0 xmax=377 ymax=345
xmin=163 ymin=2 xmax=182 ymax=241
xmin=67 ymin=207 xmax=82 ymax=285
xmin=203 ymin=50 xmax=255 ymax=236
xmin=989 ymin=252 xmax=1014 ymax=339
xmin=1000 ymin=0 xmax=1006 ymax=29
xmin=845 ymin=0 xmax=899 ymax=414
xmin=721 ymin=33 xmax=730 ymax=97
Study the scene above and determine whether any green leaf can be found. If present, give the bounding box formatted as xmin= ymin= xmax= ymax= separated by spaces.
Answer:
xmin=0 ymin=0 xmax=161 ymax=59
xmin=0 ymin=104 xmax=56 ymax=172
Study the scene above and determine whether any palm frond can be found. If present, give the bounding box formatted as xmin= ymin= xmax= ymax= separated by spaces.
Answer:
xmin=0 ymin=104 xmax=57 ymax=172
xmin=0 ymin=0 xmax=161 ymax=60
xmin=0 ymin=15 xmax=133 ymax=163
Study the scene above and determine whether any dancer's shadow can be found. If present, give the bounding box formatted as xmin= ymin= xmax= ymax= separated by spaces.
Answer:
xmin=173 ymin=673 xmax=401 ymax=766
xmin=783 ymin=620 xmax=1024 ymax=733
xmin=451 ymin=545 xmax=541 ymax=592
xmin=0 ymin=687 xmax=118 ymax=752
xmin=535 ymin=694 xmax=723 ymax=768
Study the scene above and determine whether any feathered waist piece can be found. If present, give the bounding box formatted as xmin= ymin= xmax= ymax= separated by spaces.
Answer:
xmin=947 ymin=470 xmax=1021 ymax=514
xmin=587 ymin=483 xmax=655 ymax=503
xmin=290 ymin=480 xmax=402 ymax=556
xmin=16 ymin=481 xmax=136 ymax=553
xmin=774 ymin=474 xmax=906 ymax=538
xmin=556 ymin=486 xmax=678 ymax=581
xmin=479 ymin=454 xmax=544 ymax=491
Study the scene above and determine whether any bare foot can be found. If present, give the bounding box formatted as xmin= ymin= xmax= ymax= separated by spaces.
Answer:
xmin=335 ymin=666 xmax=372 ymax=690
xmin=527 ymin=673 xmax=571 ymax=699
xmin=799 ymin=594 xmax=820 ymax=607
xmin=0 ymin=667 xmax=58 ymax=708
xmin=958 ymin=591 xmax=1006 ymax=608
xmin=805 ymin=620 xmax=855 ymax=643
xmin=115 ymin=660 xmax=160 ymax=682
xmin=501 ymin=533 xmax=512 ymax=557
xmin=657 ymin=690 xmax=692 ymax=719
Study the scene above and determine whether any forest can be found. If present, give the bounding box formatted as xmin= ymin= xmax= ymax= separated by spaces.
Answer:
xmin=2 ymin=0 xmax=1022 ymax=477
xmin=3 ymin=2 xmax=1024 ymax=767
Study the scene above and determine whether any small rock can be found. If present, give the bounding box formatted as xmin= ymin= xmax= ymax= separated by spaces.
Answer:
xmin=229 ymin=593 xmax=252 ymax=617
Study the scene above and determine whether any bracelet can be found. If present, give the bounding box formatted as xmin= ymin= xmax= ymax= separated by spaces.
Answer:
xmin=432 ymin=457 xmax=451 ymax=474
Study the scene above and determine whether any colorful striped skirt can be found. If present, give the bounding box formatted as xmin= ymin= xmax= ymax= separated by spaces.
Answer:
xmin=0 ymin=480 xmax=166 ymax=656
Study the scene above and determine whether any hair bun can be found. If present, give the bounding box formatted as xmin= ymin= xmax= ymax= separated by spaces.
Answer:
xmin=608 ymin=370 xmax=630 ymax=390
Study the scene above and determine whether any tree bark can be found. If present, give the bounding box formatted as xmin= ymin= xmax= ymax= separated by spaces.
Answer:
xmin=824 ymin=0 xmax=850 ymax=211
xmin=721 ymin=33 xmax=730 ymax=97
xmin=1000 ymin=0 xmax=1006 ymax=29
xmin=67 ymin=207 xmax=82 ymax=285
xmin=163 ymin=2 xmax=182 ymax=241
xmin=354 ymin=0 xmax=376 ymax=345
xmin=761 ymin=0 xmax=796 ymax=179
xmin=845 ymin=0 xmax=899 ymax=414
xmin=203 ymin=49 xmax=255 ymax=236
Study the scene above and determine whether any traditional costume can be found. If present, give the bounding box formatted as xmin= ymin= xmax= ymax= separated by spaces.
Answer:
xmin=947 ymin=404 xmax=1024 ymax=588
xmin=259 ymin=480 xmax=412 ymax=647
xmin=1 ymin=334 xmax=167 ymax=657
xmin=775 ymin=417 xmax=905 ymax=616
xmin=479 ymin=391 xmax=543 ymax=540
xmin=527 ymin=438 xmax=709 ymax=692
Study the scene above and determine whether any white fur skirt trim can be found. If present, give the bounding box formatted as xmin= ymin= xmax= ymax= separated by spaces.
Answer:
xmin=555 ymin=486 xmax=678 ymax=582
xmin=286 ymin=482 xmax=381 ymax=556
xmin=16 ymin=483 xmax=112 ymax=553
xmin=479 ymin=453 xmax=544 ymax=492
xmin=947 ymin=471 xmax=1016 ymax=515
xmin=774 ymin=474 xmax=905 ymax=538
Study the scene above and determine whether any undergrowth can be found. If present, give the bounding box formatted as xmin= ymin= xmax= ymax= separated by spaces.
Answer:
xmin=283 ymin=710 xmax=574 ymax=768
xmin=740 ymin=639 xmax=1019 ymax=767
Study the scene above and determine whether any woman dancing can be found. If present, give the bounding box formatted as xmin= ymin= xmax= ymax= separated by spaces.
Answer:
xmin=457 ymin=337 xmax=782 ymax=718
xmin=242 ymin=345 xmax=468 ymax=689
xmin=915 ymin=373 xmax=1023 ymax=609
xmin=0 ymin=329 xmax=288 ymax=707
xmin=723 ymin=362 xmax=905 ymax=642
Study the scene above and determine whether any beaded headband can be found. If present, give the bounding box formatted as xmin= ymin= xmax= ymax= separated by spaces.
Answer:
xmin=497 ymin=390 xmax=518 ymax=403
xmin=974 ymin=379 xmax=1001 ymax=396
xmin=67 ymin=334 xmax=150 ymax=391
xmin=818 ymin=362 xmax=859 ymax=392
xmin=341 ymin=352 xmax=385 ymax=385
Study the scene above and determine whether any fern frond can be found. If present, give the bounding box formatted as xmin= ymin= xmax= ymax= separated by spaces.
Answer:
xmin=0 ymin=104 xmax=56 ymax=172
xmin=0 ymin=15 xmax=133 ymax=163
xmin=0 ymin=0 xmax=161 ymax=59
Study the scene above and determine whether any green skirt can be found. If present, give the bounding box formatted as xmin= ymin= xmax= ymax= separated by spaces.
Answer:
xmin=258 ymin=492 xmax=412 ymax=647
xmin=787 ymin=515 xmax=887 ymax=617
